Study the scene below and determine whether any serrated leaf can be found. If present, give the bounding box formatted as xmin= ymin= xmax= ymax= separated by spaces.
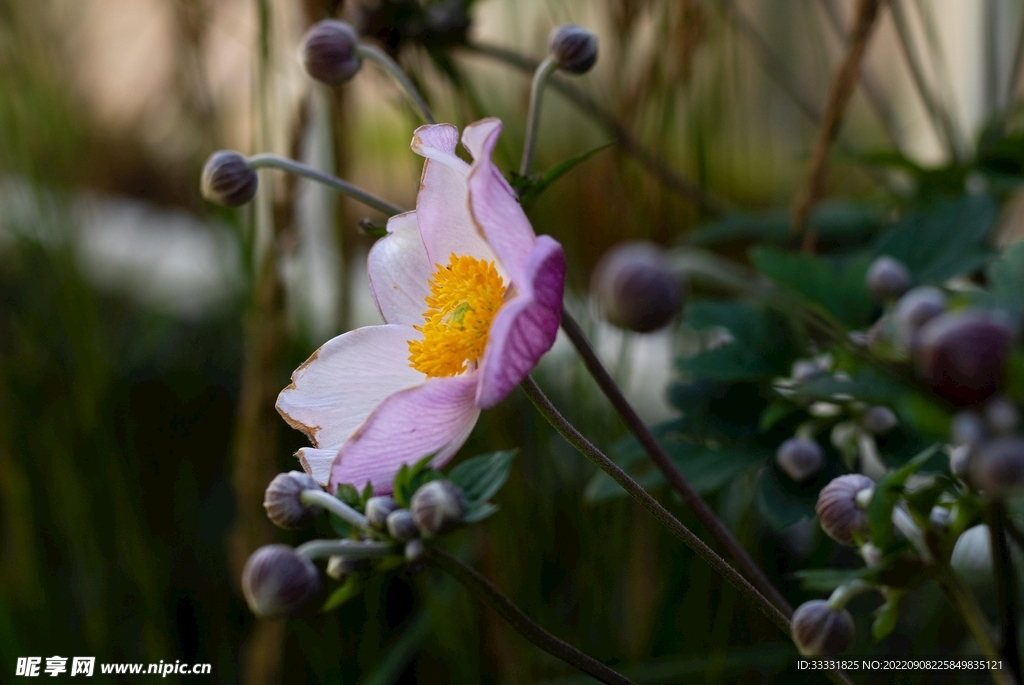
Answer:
xmin=514 ymin=143 xmax=611 ymax=210
xmin=447 ymin=449 xmax=517 ymax=509
xmin=461 ymin=502 xmax=499 ymax=524
xmin=321 ymin=575 xmax=363 ymax=612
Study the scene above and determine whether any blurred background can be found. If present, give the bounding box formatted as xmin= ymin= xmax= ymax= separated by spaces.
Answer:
xmin=2 ymin=0 xmax=1020 ymax=682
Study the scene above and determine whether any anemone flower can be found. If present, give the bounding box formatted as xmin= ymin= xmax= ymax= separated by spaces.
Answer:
xmin=276 ymin=119 xmax=565 ymax=493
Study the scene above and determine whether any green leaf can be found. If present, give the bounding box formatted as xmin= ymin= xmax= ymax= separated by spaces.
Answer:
xmin=872 ymin=193 xmax=999 ymax=283
xmin=335 ymin=484 xmax=362 ymax=509
xmin=393 ymin=454 xmax=442 ymax=507
xmin=688 ymin=201 xmax=884 ymax=248
xmin=759 ymin=401 xmax=801 ymax=432
xmin=461 ymin=502 xmax=499 ymax=524
xmin=867 ymin=444 xmax=941 ymax=549
xmin=756 ymin=465 xmax=820 ymax=530
xmin=512 ymin=143 xmax=611 ymax=210
xmin=447 ymin=449 xmax=517 ymax=510
xmin=321 ymin=575 xmax=363 ymax=612
xmin=872 ymin=590 xmax=904 ymax=642
xmin=750 ymin=247 xmax=875 ymax=328
xmin=986 ymin=240 xmax=1024 ymax=318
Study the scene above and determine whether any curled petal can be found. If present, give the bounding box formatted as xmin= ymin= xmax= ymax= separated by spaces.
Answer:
xmin=464 ymin=118 xmax=538 ymax=289
xmin=276 ymin=324 xmax=425 ymax=451
xmin=367 ymin=211 xmax=432 ymax=325
xmin=476 ymin=236 xmax=565 ymax=408
xmin=329 ymin=374 xmax=481 ymax=493
xmin=295 ymin=448 xmax=335 ymax=487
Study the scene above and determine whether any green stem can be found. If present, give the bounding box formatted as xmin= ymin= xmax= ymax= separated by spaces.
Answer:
xmin=519 ymin=56 xmax=558 ymax=177
xmin=428 ymin=546 xmax=635 ymax=685
xmin=355 ymin=43 xmax=436 ymax=124
xmin=301 ymin=489 xmax=369 ymax=530
xmin=247 ymin=154 xmax=404 ymax=216
xmin=938 ymin=566 xmax=1017 ymax=685
xmin=296 ymin=539 xmax=397 ymax=560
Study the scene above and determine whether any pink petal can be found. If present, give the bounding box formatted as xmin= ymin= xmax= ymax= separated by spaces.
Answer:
xmin=295 ymin=448 xmax=334 ymax=487
xmin=475 ymin=236 xmax=565 ymax=408
xmin=464 ymin=118 xmax=538 ymax=288
xmin=410 ymin=124 xmax=497 ymax=268
xmin=276 ymin=324 xmax=426 ymax=451
xmin=367 ymin=211 xmax=432 ymax=325
xmin=329 ymin=374 xmax=481 ymax=493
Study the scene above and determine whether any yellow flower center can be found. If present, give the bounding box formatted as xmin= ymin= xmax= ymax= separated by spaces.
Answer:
xmin=408 ymin=254 xmax=507 ymax=378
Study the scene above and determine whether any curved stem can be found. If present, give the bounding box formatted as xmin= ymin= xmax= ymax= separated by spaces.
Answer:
xmin=355 ymin=43 xmax=436 ymax=124
xmin=520 ymin=56 xmax=559 ymax=177
xmin=558 ymin=308 xmax=794 ymax=618
xmin=300 ymin=489 xmax=370 ymax=530
xmin=296 ymin=539 xmax=397 ymax=560
xmin=428 ymin=546 xmax=635 ymax=685
xmin=938 ymin=566 xmax=1017 ymax=685
xmin=247 ymin=154 xmax=404 ymax=216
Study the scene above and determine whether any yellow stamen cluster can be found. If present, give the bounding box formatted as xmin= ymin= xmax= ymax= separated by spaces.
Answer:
xmin=408 ymin=254 xmax=507 ymax=378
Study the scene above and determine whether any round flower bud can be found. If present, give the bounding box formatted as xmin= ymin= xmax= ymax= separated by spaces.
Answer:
xmin=968 ymin=437 xmax=1024 ymax=498
xmin=591 ymin=241 xmax=684 ymax=333
xmin=866 ymin=255 xmax=911 ymax=301
xmin=201 ymin=151 xmax=258 ymax=207
xmin=913 ymin=310 xmax=1013 ymax=406
xmin=326 ymin=555 xmax=370 ymax=581
xmin=386 ymin=509 xmax=419 ymax=542
xmin=776 ymin=437 xmax=824 ymax=482
xmin=365 ymin=496 xmax=400 ymax=529
xmin=410 ymin=480 xmax=466 ymax=537
xmin=548 ymin=24 xmax=598 ymax=74
xmin=263 ymin=471 xmax=322 ymax=530
xmin=951 ymin=411 xmax=987 ymax=447
xmin=893 ymin=286 xmax=946 ymax=349
xmin=816 ymin=474 xmax=874 ymax=545
xmin=301 ymin=20 xmax=362 ymax=85
xmin=405 ymin=539 xmax=425 ymax=563
xmin=241 ymin=544 xmax=320 ymax=619
xmin=951 ymin=524 xmax=993 ymax=582
xmin=862 ymin=406 xmax=898 ymax=435
xmin=791 ymin=600 xmax=855 ymax=656
xmin=984 ymin=396 xmax=1020 ymax=435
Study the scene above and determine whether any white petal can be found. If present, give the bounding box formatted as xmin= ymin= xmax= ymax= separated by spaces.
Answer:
xmin=295 ymin=448 xmax=334 ymax=487
xmin=367 ymin=211 xmax=432 ymax=325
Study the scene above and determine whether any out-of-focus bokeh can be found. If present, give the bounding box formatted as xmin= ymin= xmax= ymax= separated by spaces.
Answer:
xmin=2 ymin=0 xmax=1018 ymax=683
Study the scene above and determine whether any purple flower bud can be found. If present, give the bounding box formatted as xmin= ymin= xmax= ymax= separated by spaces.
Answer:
xmin=365 ymin=496 xmax=400 ymax=529
xmin=591 ymin=241 xmax=684 ymax=333
xmin=866 ymin=255 xmax=911 ymax=301
xmin=913 ymin=310 xmax=1013 ymax=406
xmin=301 ymin=20 xmax=362 ymax=85
xmin=241 ymin=545 xmax=320 ymax=619
xmin=201 ymin=151 xmax=258 ymax=207
xmin=862 ymin=406 xmax=898 ymax=435
xmin=263 ymin=471 xmax=322 ymax=529
xmin=548 ymin=24 xmax=598 ymax=74
xmin=386 ymin=509 xmax=419 ymax=542
xmin=968 ymin=437 xmax=1024 ymax=498
xmin=893 ymin=286 xmax=946 ymax=349
xmin=792 ymin=600 xmax=855 ymax=656
xmin=410 ymin=480 xmax=466 ymax=537
xmin=816 ymin=474 xmax=874 ymax=545
xmin=776 ymin=437 xmax=824 ymax=482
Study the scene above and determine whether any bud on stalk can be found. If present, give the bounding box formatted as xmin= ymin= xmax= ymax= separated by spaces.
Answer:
xmin=241 ymin=545 xmax=320 ymax=619
xmin=548 ymin=25 xmax=598 ymax=74
xmin=201 ymin=151 xmax=258 ymax=207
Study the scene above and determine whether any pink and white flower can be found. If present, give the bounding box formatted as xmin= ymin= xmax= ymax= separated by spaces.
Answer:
xmin=276 ymin=119 xmax=566 ymax=493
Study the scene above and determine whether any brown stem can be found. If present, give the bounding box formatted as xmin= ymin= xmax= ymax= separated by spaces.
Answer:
xmin=559 ymin=308 xmax=793 ymax=618
xmin=791 ymin=0 xmax=884 ymax=253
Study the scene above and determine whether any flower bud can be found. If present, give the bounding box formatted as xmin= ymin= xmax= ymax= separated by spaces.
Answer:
xmin=326 ymin=555 xmax=370 ymax=581
xmin=866 ymin=255 xmax=911 ymax=301
xmin=893 ymin=286 xmax=946 ymax=349
xmin=984 ymin=396 xmax=1020 ymax=435
xmin=968 ymin=437 xmax=1024 ymax=498
xmin=913 ymin=310 xmax=1013 ymax=406
xmin=410 ymin=480 xmax=466 ymax=537
xmin=862 ymin=406 xmax=898 ymax=435
xmin=365 ymin=496 xmax=400 ymax=529
xmin=301 ymin=20 xmax=362 ymax=85
xmin=386 ymin=509 xmax=419 ymax=542
xmin=548 ymin=24 xmax=598 ymax=74
xmin=263 ymin=471 xmax=322 ymax=529
xmin=816 ymin=474 xmax=874 ymax=545
xmin=201 ymin=151 xmax=258 ymax=207
xmin=951 ymin=524 xmax=993 ymax=582
xmin=241 ymin=545 xmax=320 ymax=619
xmin=776 ymin=437 xmax=824 ymax=482
xmin=791 ymin=600 xmax=855 ymax=656
xmin=951 ymin=411 xmax=987 ymax=447
xmin=405 ymin=539 xmax=425 ymax=563
xmin=591 ymin=241 xmax=684 ymax=333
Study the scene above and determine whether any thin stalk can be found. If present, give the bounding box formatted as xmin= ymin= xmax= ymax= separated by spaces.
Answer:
xmin=247 ymin=154 xmax=403 ymax=216
xmin=355 ymin=43 xmax=436 ymax=124
xmin=461 ymin=42 xmax=723 ymax=215
xmin=558 ymin=308 xmax=793 ymax=618
xmin=938 ymin=566 xmax=1017 ymax=685
xmin=1005 ymin=7 xmax=1024 ymax=119
xmin=791 ymin=0 xmax=884 ymax=253
xmin=300 ymin=489 xmax=369 ymax=530
xmin=520 ymin=56 xmax=559 ymax=177
xmin=989 ymin=503 xmax=1022 ymax=681
xmin=427 ymin=546 xmax=636 ymax=685
xmin=296 ymin=539 xmax=397 ymax=560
